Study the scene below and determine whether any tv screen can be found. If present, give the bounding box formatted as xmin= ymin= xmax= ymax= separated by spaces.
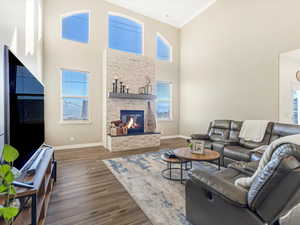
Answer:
xmin=4 ymin=48 xmax=45 ymax=170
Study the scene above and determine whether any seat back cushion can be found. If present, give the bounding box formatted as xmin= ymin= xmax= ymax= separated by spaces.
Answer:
xmin=239 ymin=122 xmax=273 ymax=149
xmin=248 ymin=144 xmax=300 ymax=223
xmin=209 ymin=120 xmax=231 ymax=142
xmin=229 ymin=121 xmax=242 ymax=142
xmin=270 ymin=123 xmax=300 ymax=143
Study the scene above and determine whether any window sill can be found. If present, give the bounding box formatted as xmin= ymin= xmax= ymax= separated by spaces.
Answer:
xmin=59 ymin=120 xmax=92 ymax=125
xmin=157 ymin=119 xmax=173 ymax=122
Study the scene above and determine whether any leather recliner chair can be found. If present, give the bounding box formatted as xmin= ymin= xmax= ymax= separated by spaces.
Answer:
xmin=186 ymin=143 xmax=300 ymax=225
xmin=221 ymin=122 xmax=273 ymax=165
xmin=191 ymin=120 xmax=300 ymax=166
xmin=191 ymin=120 xmax=232 ymax=149
xmin=191 ymin=120 xmax=241 ymax=162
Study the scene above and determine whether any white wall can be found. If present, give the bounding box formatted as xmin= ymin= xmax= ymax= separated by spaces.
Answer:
xmin=279 ymin=51 xmax=300 ymax=123
xmin=0 ymin=0 xmax=43 ymax=81
xmin=0 ymin=0 xmax=43 ymax=152
xmin=43 ymin=0 xmax=180 ymax=147
xmin=180 ymin=0 xmax=300 ymax=136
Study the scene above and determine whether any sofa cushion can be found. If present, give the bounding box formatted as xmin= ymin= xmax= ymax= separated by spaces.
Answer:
xmin=229 ymin=121 xmax=242 ymax=142
xmin=208 ymin=120 xmax=231 ymax=142
xmin=269 ymin=123 xmax=300 ymax=143
xmin=214 ymin=167 xmax=246 ymax=183
xmin=224 ymin=146 xmax=252 ymax=162
xmin=191 ymin=134 xmax=209 ymax=140
xmin=211 ymin=120 xmax=231 ymax=129
xmin=239 ymin=122 xmax=273 ymax=149
xmin=189 ymin=169 xmax=248 ymax=207
xmin=212 ymin=142 xmax=225 ymax=152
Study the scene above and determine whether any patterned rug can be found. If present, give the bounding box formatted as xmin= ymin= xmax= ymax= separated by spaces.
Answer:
xmin=104 ymin=150 xmax=300 ymax=225
xmin=103 ymin=150 xmax=219 ymax=225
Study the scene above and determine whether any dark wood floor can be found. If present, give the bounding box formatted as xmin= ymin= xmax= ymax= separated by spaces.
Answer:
xmin=45 ymin=138 xmax=187 ymax=225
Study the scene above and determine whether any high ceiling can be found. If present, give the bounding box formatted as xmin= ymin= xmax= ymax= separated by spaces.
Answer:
xmin=105 ymin=0 xmax=216 ymax=28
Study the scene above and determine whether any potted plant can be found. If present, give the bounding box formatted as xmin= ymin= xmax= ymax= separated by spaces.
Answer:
xmin=0 ymin=145 xmax=20 ymax=224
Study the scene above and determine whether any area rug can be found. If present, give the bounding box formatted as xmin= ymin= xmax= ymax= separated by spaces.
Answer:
xmin=103 ymin=150 xmax=219 ymax=225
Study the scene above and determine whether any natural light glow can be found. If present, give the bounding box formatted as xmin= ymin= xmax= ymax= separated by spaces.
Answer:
xmin=25 ymin=0 xmax=35 ymax=55
xmin=10 ymin=28 xmax=18 ymax=54
xmin=109 ymin=13 xmax=143 ymax=55
xmin=38 ymin=1 xmax=43 ymax=41
xmin=156 ymin=33 xmax=172 ymax=62
xmin=62 ymin=12 xmax=89 ymax=43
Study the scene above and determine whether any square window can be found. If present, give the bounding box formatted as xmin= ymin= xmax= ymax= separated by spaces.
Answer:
xmin=157 ymin=101 xmax=171 ymax=120
xmin=156 ymin=81 xmax=172 ymax=120
xmin=63 ymin=97 xmax=88 ymax=121
xmin=61 ymin=69 xmax=89 ymax=122
xmin=62 ymin=70 xmax=88 ymax=96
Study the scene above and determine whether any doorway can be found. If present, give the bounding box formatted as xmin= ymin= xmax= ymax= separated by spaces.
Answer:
xmin=279 ymin=49 xmax=300 ymax=124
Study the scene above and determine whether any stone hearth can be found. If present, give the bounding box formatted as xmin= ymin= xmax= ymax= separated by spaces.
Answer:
xmin=103 ymin=49 xmax=161 ymax=152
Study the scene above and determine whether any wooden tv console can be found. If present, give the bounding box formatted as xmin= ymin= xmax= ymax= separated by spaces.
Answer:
xmin=0 ymin=147 xmax=57 ymax=225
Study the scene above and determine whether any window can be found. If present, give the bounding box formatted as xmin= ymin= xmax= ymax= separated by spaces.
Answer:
xmin=62 ymin=12 xmax=89 ymax=43
xmin=156 ymin=81 xmax=172 ymax=120
xmin=109 ymin=14 xmax=143 ymax=54
xmin=61 ymin=69 xmax=89 ymax=121
xmin=156 ymin=33 xmax=171 ymax=61
xmin=292 ymin=90 xmax=300 ymax=124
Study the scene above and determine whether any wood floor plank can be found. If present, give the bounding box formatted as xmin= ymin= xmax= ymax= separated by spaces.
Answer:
xmin=45 ymin=138 xmax=187 ymax=225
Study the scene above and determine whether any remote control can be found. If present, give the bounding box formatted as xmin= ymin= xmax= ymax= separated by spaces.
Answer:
xmin=13 ymin=181 xmax=34 ymax=189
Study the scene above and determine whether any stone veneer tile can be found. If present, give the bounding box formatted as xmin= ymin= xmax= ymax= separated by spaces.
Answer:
xmin=104 ymin=49 xmax=160 ymax=151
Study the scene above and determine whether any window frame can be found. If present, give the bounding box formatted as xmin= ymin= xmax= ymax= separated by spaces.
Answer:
xmin=60 ymin=10 xmax=91 ymax=44
xmin=108 ymin=11 xmax=145 ymax=55
xmin=156 ymin=81 xmax=173 ymax=121
xmin=156 ymin=32 xmax=173 ymax=62
xmin=60 ymin=68 xmax=91 ymax=124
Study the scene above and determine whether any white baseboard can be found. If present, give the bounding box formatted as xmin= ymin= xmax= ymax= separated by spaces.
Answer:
xmin=160 ymin=135 xmax=190 ymax=140
xmin=54 ymin=135 xmax=190 ymax=150
xmin=54 ymin=142 xmax=103 ymax=151
xmin=177 ymin=135 xmax=190 ymax=140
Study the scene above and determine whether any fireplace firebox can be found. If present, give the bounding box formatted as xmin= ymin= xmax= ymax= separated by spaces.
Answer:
xmin=120 ymin=110 xmax=144 ymax=134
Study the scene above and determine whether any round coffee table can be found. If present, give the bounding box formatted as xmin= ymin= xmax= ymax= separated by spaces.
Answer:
xmin=174 ymin=148 xmax=221 ymax=183
xmin=161 ymin=153 xmax=191 ymax=181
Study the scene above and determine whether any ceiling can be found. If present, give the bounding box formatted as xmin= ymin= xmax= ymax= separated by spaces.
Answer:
xmin=105 ymin=0 xmax=216 ymax=28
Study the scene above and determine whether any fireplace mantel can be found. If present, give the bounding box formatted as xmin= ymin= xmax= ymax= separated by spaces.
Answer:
xmin=108 ymin=92 xmax=156 ymax=100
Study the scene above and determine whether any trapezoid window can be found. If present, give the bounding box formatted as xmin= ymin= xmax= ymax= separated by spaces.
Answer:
xmin=62 ymin=12 xmax=89 ymax=43
xmin=156 ymin=34 xmax=172 ymax=62
xmin=109 ymin=14 xmax=143 ymax=54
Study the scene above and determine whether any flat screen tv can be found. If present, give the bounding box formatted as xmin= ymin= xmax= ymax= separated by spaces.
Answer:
xmin=4 ymin=47 xmax=45 ymax=170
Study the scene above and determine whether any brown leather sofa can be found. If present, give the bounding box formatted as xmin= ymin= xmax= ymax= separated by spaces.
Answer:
xmin=191 ymin=120 xmax=300 ymax=166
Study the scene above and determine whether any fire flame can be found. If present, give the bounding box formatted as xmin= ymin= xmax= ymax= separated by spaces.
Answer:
xmin=125 ymin=117 xmax=138 ymax=129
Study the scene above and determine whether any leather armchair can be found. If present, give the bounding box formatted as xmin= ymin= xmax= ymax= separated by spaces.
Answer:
xmin=186 ymin=143 xmax=300 ymax=225
xmin=191 ymin=120 xmax=239 ymax=157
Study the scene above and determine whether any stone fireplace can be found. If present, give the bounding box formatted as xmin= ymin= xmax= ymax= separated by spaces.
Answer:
xmin=103 ymin=49 xmax=161 ymax=152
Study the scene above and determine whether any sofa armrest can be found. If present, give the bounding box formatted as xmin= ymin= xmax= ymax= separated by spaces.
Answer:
xmin=189 ymin=170 xmax=248 ymax=207
xmin=191 ymin=134 xmax=209 ymax=140
xmin=223 ymin=141 xmax=240 ymax=146
xmin=228 ymin=161 xmax=259 ymax=176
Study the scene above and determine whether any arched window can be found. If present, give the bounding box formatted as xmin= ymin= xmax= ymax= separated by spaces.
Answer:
xmin=62 ymin=12 xmax=89 ymax=43
xmin=156 ymin=33 xmax=172 ymax=62
xmin=109 ymin=13 xmax=143 ymax=54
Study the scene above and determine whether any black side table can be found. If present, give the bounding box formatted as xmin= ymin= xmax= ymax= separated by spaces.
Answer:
xmin=161 ymin=153 xmax=192 ymax=181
